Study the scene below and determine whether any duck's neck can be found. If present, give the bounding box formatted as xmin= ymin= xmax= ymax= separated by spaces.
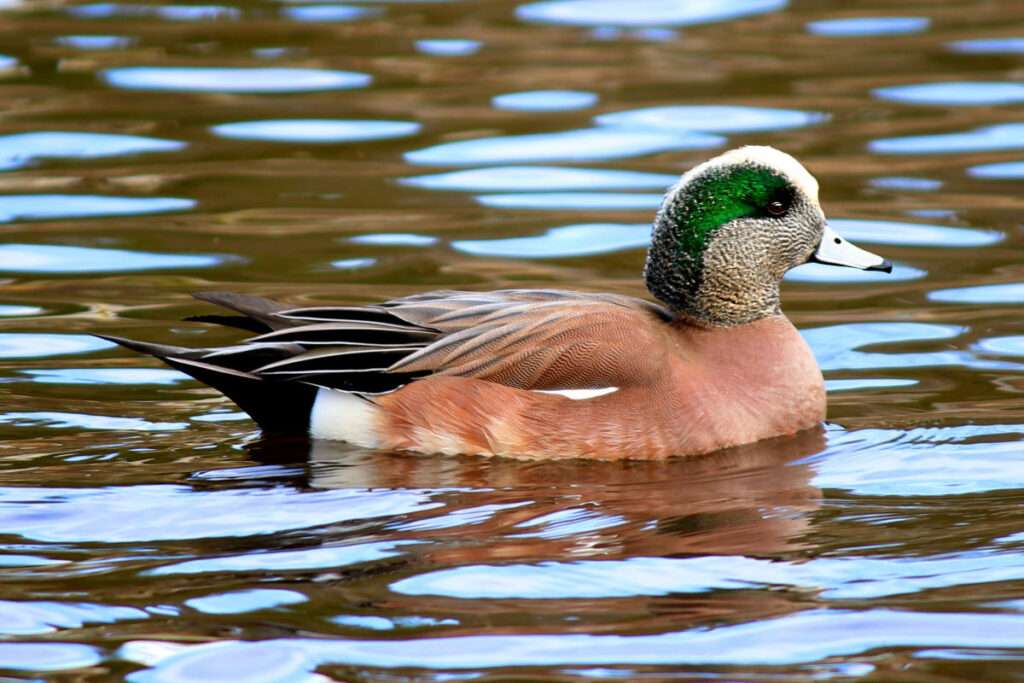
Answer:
xmin=645 ymin=219 xmax=784 ymax=328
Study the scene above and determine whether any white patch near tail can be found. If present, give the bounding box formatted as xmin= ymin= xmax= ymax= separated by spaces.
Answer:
xmin=309 ymin=388 xmax=380 ymax=447
xmin=534 ymin=387 xmax=620 ymax=400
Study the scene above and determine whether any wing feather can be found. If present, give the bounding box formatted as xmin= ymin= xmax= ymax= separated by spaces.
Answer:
xmin=125 ymin=289 xmax=672 ymax=395
xmin=257 ymin=348 xmax=413 ymax=374
xmin=248 ymin=321 xmax=437 ymax=347
xmin=382 ymin=296 xmax=670 ymax=390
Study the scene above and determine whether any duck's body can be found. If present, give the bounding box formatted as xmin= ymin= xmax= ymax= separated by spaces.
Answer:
xmin=372 ymin=312 xmax=824 ymax=459
xmin=102 ymin=146 xmax=889 ymax=459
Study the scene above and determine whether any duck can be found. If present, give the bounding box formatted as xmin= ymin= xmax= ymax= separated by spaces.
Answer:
xmin=101 ymin=146 xmax=891 ymax=460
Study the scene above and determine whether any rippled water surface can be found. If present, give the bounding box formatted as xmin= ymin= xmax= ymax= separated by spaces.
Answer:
xmin=1 ymin=0 xmax=1024 ymax=680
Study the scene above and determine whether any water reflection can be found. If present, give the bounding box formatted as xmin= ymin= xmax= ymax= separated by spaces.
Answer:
xmin=492 ymin=90 xmax=598 ymax=111
xmin=871 ymin=123 xmax=1024 ymax=154
xmin=103 ymin=67 xmax=372 ymax=93
xmin=414 ymin=39 xmax=482 ymax=56
xmin=349 ymin=233 xmax=437 ymax=246
xmin=392 ymin=549 xmax=1024 ymax=600
xmin=401 ymin=165 xmax=676 ymax=192
xmin=0 ymin=643 xmax=100 ymax=672
xmin=54 ymin=35 xmax=136 ymax=50
xmin=968 ymin=160 xmax=1024 ymax=178
xmin=0 ymin=600 xmax=147 ymax=635
xmin=975 ymin=336 xmax=1024 ymax=357
xmin=826 ymin=378 xmax=917 ymax=392
xmin=184 ymin=589 xmax=307 ymax=615
xmin=330 ymin=614 xmax=457 ymax=630
xmin=0 ymin=411 xmax=188 ymax=431
xmin=595 ymin=105 xmax=825 ymax=133
xmin=874 ymin=82 xmax=1024 ymax=106
xmin=19 ymin=368 xmax=189 ymax=385
xmin=813 ymin=425 xmax=1024 ymax=495
xmin=149 ymin=540 xmax=415 ymax=575
xmin=331 ymin=257 xmax=376 ymax=269
xmin=828 ymin=219 xmax=1001 ymax=246
xmin=930 ymin=283 xmax=1024 ymax=303
xmin=69 ymin=3 xmax=240 ymax=20
xmin=281 ymin=4 xmax=378 ymax=22
xmin=0 ymin=485 xmax=440 ymax=542
xmin=0 ymin=196 xmax=195 ymax=222
xmin=806 ymin=16 xmax=929 ymax=37
xmin=210 ymin=119 xmax=421 ymax=143
xmin=591 ymin=26 xmax=677 ymax=41
xmin=120 ymin=610 xmax=1024 ymax=676
xmin=0 ymin=333 xmax=113 ymax=359
xmin=475 ymin=191 xmax=661 ymax=210
xmin=0 ymin=305 xmax=43 ymax=317
xmin=517 ymin=0 xmax=787 ymax=27
xmin=0 ymin=132 xmax=184 ymax=171
xmin=453 ymin=223 xmax=648 ymax=257
xmin=949 ymin=37 xmax=1024 ymax=54
xmin=305 ymin=425 xmax=825 ymax=559
xmin=869 ymin=176 xmax=942 ymax=191
xmin=804 ymin=322 xmax=966 ymax=371
xmin=0 ymin=243 xmax=223 ymax=272
xmin=406 ymin=127 xmax=722 ymax=165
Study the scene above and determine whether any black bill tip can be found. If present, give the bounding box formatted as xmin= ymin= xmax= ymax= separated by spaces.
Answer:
xmin=866 ymin=259 xmax=894 ymax=274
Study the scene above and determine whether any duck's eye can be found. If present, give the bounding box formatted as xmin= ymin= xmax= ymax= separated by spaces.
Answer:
xmin=766 ymin=199 xmax=788 ymax=217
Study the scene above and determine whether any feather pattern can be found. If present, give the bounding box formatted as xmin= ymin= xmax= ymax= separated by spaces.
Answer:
xmin=252 ymin=289 xmax=670 ymax=391
xmin=99 ymin=289 xmax=674 ymax=403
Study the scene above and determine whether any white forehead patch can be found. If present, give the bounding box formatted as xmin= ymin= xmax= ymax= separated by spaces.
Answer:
xmin=679 ymin=145 xmax=820 ymax=203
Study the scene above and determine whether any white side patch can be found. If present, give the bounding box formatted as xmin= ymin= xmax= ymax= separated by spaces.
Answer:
xmin=534 ymin=387 xmax=620 ymax=400
xmin=309 ymin=388 xmax=380 ymax=447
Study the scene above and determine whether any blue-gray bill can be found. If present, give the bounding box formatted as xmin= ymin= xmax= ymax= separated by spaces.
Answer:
xmin=810 ymin=224 xmax=893 ymax=273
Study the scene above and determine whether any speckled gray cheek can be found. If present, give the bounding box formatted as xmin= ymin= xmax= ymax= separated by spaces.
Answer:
xmin=782 ymin=200 xmax=827 ymax=267
xmin=694 ymin=218 xmax=782 ymax=326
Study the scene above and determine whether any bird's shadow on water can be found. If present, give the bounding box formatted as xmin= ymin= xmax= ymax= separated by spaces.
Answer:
xmin=244 ymin=426 xmax=829 ymax=560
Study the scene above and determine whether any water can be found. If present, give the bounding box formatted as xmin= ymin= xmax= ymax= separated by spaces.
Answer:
xmin=806 ymin=16 xmax=931 ymax=36
xmin=0 ymin=0 xmax=1023 ymax=680
xmin=210 ymin=119 xmax=422 ymax=143
xmin=492 ymin=89 xmax=599 ymax=112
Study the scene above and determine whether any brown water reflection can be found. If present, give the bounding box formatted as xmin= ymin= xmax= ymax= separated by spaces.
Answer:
xmin=304 ymin=426 xmax=825 ymax=557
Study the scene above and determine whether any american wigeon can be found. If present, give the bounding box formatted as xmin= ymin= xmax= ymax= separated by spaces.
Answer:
xmin=102 ymin=146 xmax=891 ymax=459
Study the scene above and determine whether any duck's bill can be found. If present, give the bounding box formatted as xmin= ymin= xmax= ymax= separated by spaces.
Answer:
xmin=810 ymin=224 xmax=893 ymax=273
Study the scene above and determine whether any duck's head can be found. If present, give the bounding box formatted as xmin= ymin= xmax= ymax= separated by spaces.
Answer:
xmin=645 ymin=145 xmax=890 ymax=327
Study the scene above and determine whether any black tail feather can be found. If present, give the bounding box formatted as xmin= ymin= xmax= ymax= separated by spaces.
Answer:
xmin=98 ymin=334 xmax=315 ymax=434
xmin=95 ymin=334 xmax=199 ymax=359
xmin=95 ymin=291 xmax=438 ymax=433
xmin=278 ymin=306 xmax=412 ymax=326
